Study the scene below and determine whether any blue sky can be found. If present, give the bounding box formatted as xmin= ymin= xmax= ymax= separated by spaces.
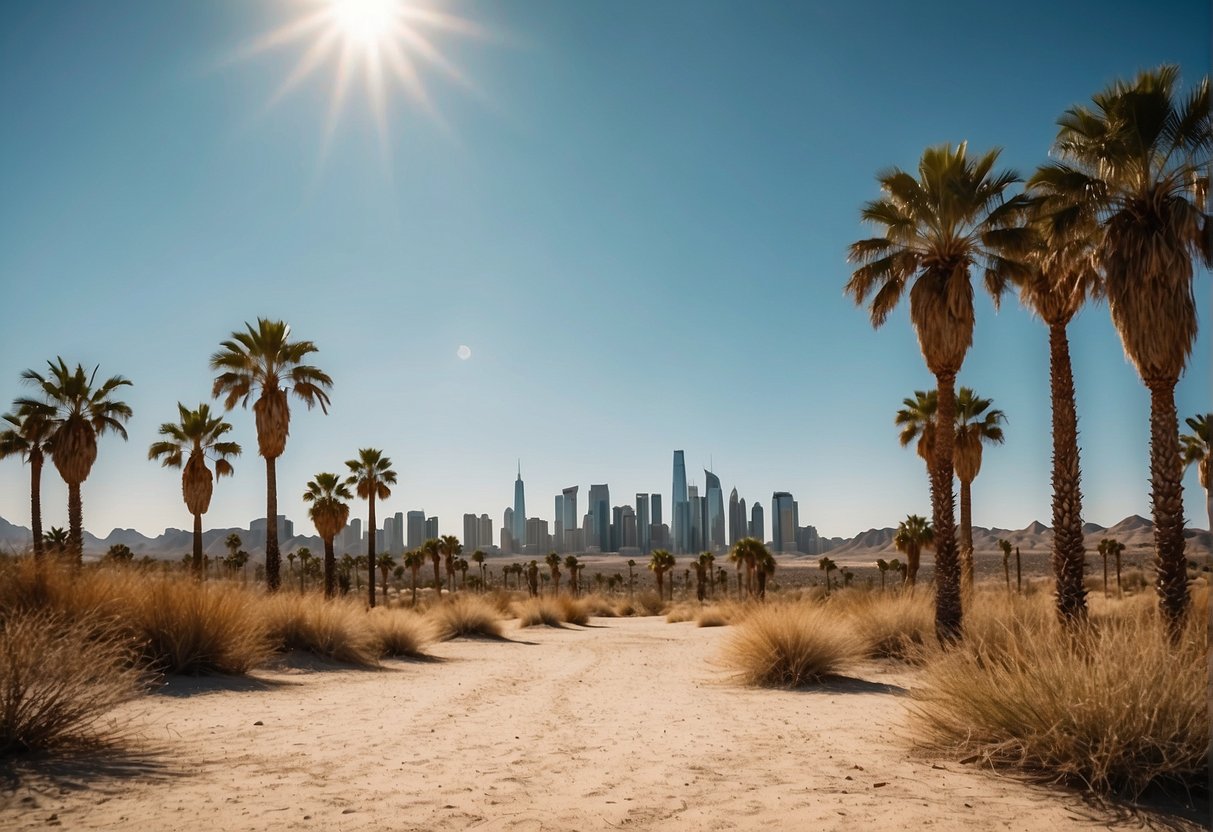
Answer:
xmin=0 ymin=0 xmax=1209 ymax=541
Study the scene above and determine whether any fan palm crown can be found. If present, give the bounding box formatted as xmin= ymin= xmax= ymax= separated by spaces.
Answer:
xmin=0 ymin=400 xmax=57 ymax=557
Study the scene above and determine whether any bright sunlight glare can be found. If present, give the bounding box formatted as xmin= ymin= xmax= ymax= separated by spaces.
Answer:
xmin=328 ymin=0 xmax=399 ymax=46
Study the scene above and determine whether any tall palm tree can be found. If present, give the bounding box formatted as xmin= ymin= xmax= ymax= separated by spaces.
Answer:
xmin=1004 ymin=196 xmax=1103 ymax=623
xmin=148 ymin=403 xmax=241 ymax=577
xmin=345 ymin=449 xmax=396 ymax=608
xmin=422 ymin=538 xmax=442 ymax=594
xmin=545 ymin=551 xmax=562 ymax=595
xmin=303 ymin=472 xmax=352 ymax=598
xmin=439 ymin=535 xmax=462 ymax=593
xmin=953 ymin=388 xmax=1006 ymax=590
xmin=211 ymin=319 xmax=332 ymax=591
xmin=847 ymin=143 xmax=1028 ymax=640
xmin=1180 ymin=414 xmax=1211 ymax=535
xmin=0 ymin=401 xmax=56 ymax=558
xmin=18 ymin=359 xmax=133 ymax=562
xmin=647 ymin=549 xmax=674 ymax=600
xmin=1040 ymin=66 xmax=1210 ymax=634
xmin=894 ymin=514 xmax=934 ymax=588
xmin=896 ymin=390 xmax=938 ymax=475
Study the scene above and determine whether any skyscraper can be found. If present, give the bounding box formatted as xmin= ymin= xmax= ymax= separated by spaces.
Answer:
xmin=704 ymin=470 xmax=725 ymax=552
xmin=771 ymin=492 xmax=798 ymax=553
xmin=651 ymin=493 xmax=662 ymax=527
xmin=425 ymin=516 xmax=439 ymax=540
xmin=561 ymin=486 xmax=579 ymax=552
xmin=391 ymin=511 xmax=404 ymax=554
xmin=728 ymin=488 xmax=742 ymax=545
xmin=478 ymin=514 xmax=492 ymax=551
xmin=463 ymin=513 xmax=480 ymax=550
xmin=635 ymin=493 xmax=650 ymax=553
xmin=750 ymin=502 xmax=764 ymax=542
xmin=588 ymin=484 xmax=610 ymax=551
xmin=406 ymin=511 xmax=426 ymax=549
xmin=554 ymin=494 xmax=564 ymax=553
xmin=502 ymin=507 xmax=515 ymax=553
xmin=671 ymin=450 xmax=688 ymax=553
xmin=513 ymin=463 xmax=526 ymax=550
xmin=688 ymin=485 xmax=702 ymax=553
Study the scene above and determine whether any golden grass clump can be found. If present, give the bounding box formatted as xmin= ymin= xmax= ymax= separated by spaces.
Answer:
xmin=428 ymin=594 xmax=504 ymax=640
xmin=612 ymin=599 xmax=637 ymax=617
xmin=0 ymin=611 xmax=148 ymax=753
xmin=513 ymin=597 xmax=565 ymax=628
xmin=722 ymin=603 xmax=863 ymax=687
xmin=582 ymin=595 xmax=617 ymax=617
xmin=366 ymin=608 xmax=431 ymax=658
xmin=665 ymin=603 xmax=697 ymax=623
xmin=260 ymin=594 xmax=379 ymax=667
xmin=695 ymin=605 xmax=733 ymax=627
xmin=133 ymin=578 xmax=273 ymax=674
xmin=912 ymin=588 xmax=1210 ymax=798
xmin=848 ymin=592 xmax=934 ymax=660
xmin=555 ymin=596 xmax=589 ymax=626
xmin=484 ymin=589 xmax=521 ymax=617
xmin=635 ymin=590 xmax=666 ymax=617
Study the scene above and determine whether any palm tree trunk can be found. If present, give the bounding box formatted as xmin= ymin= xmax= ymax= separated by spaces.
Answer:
xmin=67 ymin=480 xmax=83 ymax=565
xmin=265 ymin=457 xmax=281 ymax=591
xmin=30 ymin=454 xmax=44 ymax=559
xmin=1146 ymin=378 xmax=1188 ymax=637
xmin=323 ymin=537 xmax=336 ymax=599
xmin=907 ymin=545 xmax=919 ymax=587
xmin=410 ymin=568 xmax=418 ymax=606
xmin=432 ymin=558 xmax=441 ymax=594
xmin=931 ymin=371 xmax=962 ymax=642
xmin=1205 ymin=487 xmax=1212 ymax=546
xmin=192 ymin=512 xmax=204 ymax=577
xmin=367 ymin=496 xmax=377 ymax=608
xmin=1049 ymin=323 xmax=1088 ymax=623
xmin=959 ymin=479 xmax=974 ymax=591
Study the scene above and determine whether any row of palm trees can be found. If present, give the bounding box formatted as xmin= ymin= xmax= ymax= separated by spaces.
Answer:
xmin=846 ymin=65 xmax=1210 ymax=640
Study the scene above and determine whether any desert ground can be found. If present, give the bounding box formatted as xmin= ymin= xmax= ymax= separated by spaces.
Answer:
xmin=3 ymin=613 xmax=1202 ymax=832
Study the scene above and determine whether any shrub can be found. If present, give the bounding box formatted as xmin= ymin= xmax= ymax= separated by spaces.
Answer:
xmin=555 ymin=596 xmax=589 ymax=626
xmin=260 ymin=594 xmax=378 ymax=667
xmin=912 ymin=590 xmax=1210 ymax=798
xmin=635 ymin=590 xmax=666 ymax=617
xmin=0 ymin=611 xmax=148 ymax=753
xmin=696 ymin=606 xmax=731 ymax=627
xmin=366 ymin=608 xmax=431 ymax=658
xmin=513 ymin=598 xmax=564 ymax=628
xmin=849 ymin=593 xmax=934 ymax=660
xmin=582 ymin=595 xmax=617 ymax=618
xmin=721 ymin=604 xmax=862 ymax=687
xmin=612 ymin=599 xmax=636 ymax=617
xmin=428 ymin=595 xmax=503 ymax=640
xmin=665 ymin=603 xmax=697 ymax=623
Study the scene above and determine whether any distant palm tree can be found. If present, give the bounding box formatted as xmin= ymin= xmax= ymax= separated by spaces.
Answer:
xmin=695 ymin=553 xmax=712 ymax=602
xmin=875 ymin=558 xmax=891 ymax=593
xmin=896 ymin=390 xmax=937 ymax=476
xmin=403 ymin=551 xmax=423 ymax=606
xmin=297 ymin=547 xmax=312 ymax=592
xmin=439 ymin=535 xmax=462 ymax=593
xmin=954 ymin=388 xmax=1006 ymax=590
xmin=647 ymin=550 xmax=674 ymax=600
xmin=105 ymin=543 xmax=133 ymax=564
xmin=563 ymin=555 xmax=580 ymax=596
xmin=888 ymin=558 xmax=906 ymax=586
xmin=345 ymin=448 xmax=396 ymax=608
xmin=148 ymin=403 xmax=241 ymax=577
xmin=730 ymin=537 xmax=767 ymax=598
xmin=1040 ymin=66 xmax=1210 ymax=635
xmin=997 ymin=538 xmax=1013 ymax=593
xmin=0 ymin=400 xmax=56 ymax=558
xmin=526 ymin=560 xmax=539 ymax=596
xmin=626 ymin=559 xmax=636 ymax=599
xmin=378 ymin=553 xmax=395 ymax=596
xmin=287 ymin=550 xmax=297 ymax=576
xmin=1180 ymin=414 xmax=1211 ymax=534
xmin=755 ymin=549 xmax=776 ymax=600
xmin=702 ymin=552 xmax=716 ymax=595
xmin=303 ymin=472 xmax=352 ymax=598
xmin=1100 ymin=537 xmax=1127 ymax=599
xmin=545 ymin=551 xmax=562 ymax=595
xmin=18 ymin=359 xmax=133 ymax=563
xmin=211 ymin=318 xmax=332 ymax=591
xmin=471 ymin=550 xmax=486 ymax=590
xmin=43 ymin=526 xmax=69 ymax=555
xmin=423 ymin=538 xmax=442 ymax=594
xmin=817 ymin=556 xmax=837 ymax=595
xmin=848 ymin=143 xmax=1029 ymax=640
xmin=894 ymin=515 xmax=934 ymax=588
xmin=225 ymin=533 xmax=242 ymax=561
xmin=457 ymin=557 xmax=469 ymax=589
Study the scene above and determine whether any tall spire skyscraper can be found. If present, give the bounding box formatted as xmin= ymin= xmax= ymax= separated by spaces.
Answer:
xmin=672 ymin=450 xmax=688 ymax=553
xmin=513 ymin=462 xmax=526 ymax=551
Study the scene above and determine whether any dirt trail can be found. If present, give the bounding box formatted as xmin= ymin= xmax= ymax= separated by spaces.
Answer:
xmin=0 ymin=617 xmax=1157 ymax=831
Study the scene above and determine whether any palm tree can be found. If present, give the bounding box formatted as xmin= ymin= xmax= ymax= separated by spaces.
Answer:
xmin=297 ymin=547 xmax=312 ymax=592
xmin=1005 ymin=196 xmax=1103 ymax=623
xmin=817 ymin=556 xmax=837 ymax=595
xmin=345 ymin=449 xmax=396 ymax=608
xmin=896 ymin=390 xmax=937 ymax=475
xmin=18 ymin=359 xmax=133 ymax=563
xmin=403 ymin=551 xmax=423 ymax=606
xmin=148 ymin=403 xmax=241 ymax=577
xmin=0 ymin=401 xmax=56 ymax=558
xmin=563 ymin=555 xmax=580 ymax=596
xmin=422 ymin=538 xmax=442 ymax=594
xmin=893 ymin=515 xmax=934 ymax=588
xmin=626 ymin=559 xmax=636 ymax=599
xmin=1040 ymin=66 xmax=1210 ymax=635
xmin=471 ymin=550 xmax=486 ymax=590
xmin=211 ymin=318 xmax=333 ymax=591
xmin=105 ymin=543 xmax=133 ymax=564
xmin=997 ymin=539 xmax=1013 ymax=594
xmin=647 ymin=550 xmax=674 ymax=599
xmin=729 ymin=537 xmax=767 ymax=598
xmin=225 ymin=533 xmax=242 ymax=561
xmin=755 ymin=548 xmax=776 ymax=600
xmin=847 ymin=143 xmax=1028 ymax=640
xmin=875 ymin=558 xmax=891 ymax=592
xmin=526 ymin=560 xmax=539 ymax=596
xmin=954 ymin=388 xmax=1006 ymax=590
xmin=1180 ymin=414 xmax=1211 ymax=534
xmin=545 ymin=551 xmax=562 ymax=595
xmin=457 ymin=557 xmax=469 ymax=589
xmin=303 ymin=472 xmax=352 ymax=598
xmin=888 ymin=558 xmax=906 ymax=586
xmin=439 ymin=535 xmax=462 ymax=593
xmin=378 ymin=553 xmax=395 ymax=596
xmin=43 ymin=526 xmax=68 ymax=555
xmin=695 ymin=553 xmax=712 ymax=602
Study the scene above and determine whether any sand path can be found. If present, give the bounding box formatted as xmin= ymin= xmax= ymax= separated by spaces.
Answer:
xmin=2 ymin=616 xmax=1151 ymax=831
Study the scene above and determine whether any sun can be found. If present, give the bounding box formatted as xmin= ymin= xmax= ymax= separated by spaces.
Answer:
xmin=241 ymin=0 xmax=485 ymax=151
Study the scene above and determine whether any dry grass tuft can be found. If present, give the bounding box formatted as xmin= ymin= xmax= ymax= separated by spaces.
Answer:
xmin=0 ymin=611 xmax=149 ymax=753
xmin=484 ymin=589 xmax=520 ymax=616
xmin=612 ymin=599 xmax=637 ymax=617
xmin=582 ymin=595 xmax=617 ymax=618
xmin=848 ymin=592 xmax=934 ymax=660
xmin=366 ymin=608 xmax=431 ymax=658
xmin=721 ymin=603 xmax=863 ymax=688
xmin=695 ymin=605 xmax=733 ymax=627
xmin=513 ymin=597 xmax=565 ymax=628
xmin=635 ymin=590 xmax=666 ymax=617
xmin=665 ymin=603 xmax=698 ymax=623
xmin=912 ymin=588 xmax=1210 ymax=798
xmin=555 ymin=596 xmax=589 ymax=626
xmin=428 ymin=594 xmax=504 ymax=640
xmin=133 ymin=579 xmax=273 ymax=674
xmin=260 ymin=594 xmax=379 ymax=667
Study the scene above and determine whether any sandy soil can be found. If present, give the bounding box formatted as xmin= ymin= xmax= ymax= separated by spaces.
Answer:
xmin=0 ymin=616 xmax=1200 ymax=831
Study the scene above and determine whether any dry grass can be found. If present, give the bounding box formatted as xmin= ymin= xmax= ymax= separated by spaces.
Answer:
xmin=366 ymin=608 xmax=431 ymax=658
xmin=260 ymin=594 xmax=379 ymax=667
xmin=612 ymin=599 xmax=637 ymax=617
xmin=695 ymin=605 xmax=734 ymax=627
xmin=912 ymin=587 xmax=1211 ymax=798
xmin=665 ymin=603 xmax=698 ymax=623
xmin=847 ymin=592 xmax=934 ymax=660
xmin=428 ymin=594 xmax=504 ymax=640
xmin=133 ymin=579 xmax=273 ymax=674
xmin=0 ymin=611 xmax=149 ymax=753
xmin=582 ymin=595 xmax=617 ymax=617
xmin=721 ymin=603 xmax=863 ymax=687
xmin=513 ymin=597 xmax=565 ymax=628
xmin=555 ymin=596 xmax=589 ymax=626
xmin=635 ymin=590 xmax=666 ymax=617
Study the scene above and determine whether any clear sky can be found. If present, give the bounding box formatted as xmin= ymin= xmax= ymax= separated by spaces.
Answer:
xmin=0 ymin=0 xmax=1209 ymax=542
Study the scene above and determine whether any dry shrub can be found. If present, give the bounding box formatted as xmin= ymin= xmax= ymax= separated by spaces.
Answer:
xmin=696 ymin=606 xmax=732 ymax=627
xmin=849 ymin=593 xmax=934 ymax=660
xmin=613 ymin=599 xmax=637 ymax=617
xmin=635 ymin=590 xmax=666 ymax=617
xmin=367 ymin=608 xmax=431 ymax=658
xmin=556 ymin=596 xmax=589 ymax=626
xmin=665 ymin=603 xmax=697 ymax=623
xmin=260 ymin=594 xmax=378 ymax=667
xmin=912 ymin=588 xmax=1210 ymax=798
xmin=133 ymin=579 xmax=273 ymax=674
xmin=484 ymin=589 xmax=520 ymax=616
xmin=428 ymin=594 xmax=503 ymax=640
xmin=513 ymin=597 xmax=564 ymax=628
xmin=722 ymin=604 xmax=863 ymax=687
xmin=582 ymin=595 xmax=617 ymax=617
xmin=0 ymin=611 xmax=148 ymax=753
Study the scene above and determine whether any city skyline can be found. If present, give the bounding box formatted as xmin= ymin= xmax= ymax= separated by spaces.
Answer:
xmin=0 ymin=1 xmax=1209 ymax=543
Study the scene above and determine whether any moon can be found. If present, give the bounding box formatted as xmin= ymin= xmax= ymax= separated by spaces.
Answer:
xmin=456 ymin=345 xmax=472 ymax=360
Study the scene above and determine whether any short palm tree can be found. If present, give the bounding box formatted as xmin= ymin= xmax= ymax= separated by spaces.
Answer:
xmin=43 ymin=526 xmax=68 ymax=554
xmin=847 ymin=143 xmax=1028 ymax=640
xmin=471 ymin=550 xmax=486 ymax=590
xmin=1040 ymin=65 xmax=1210 ymax=635
xmin=378 ymin=553 xmax=395 ymax=595
xmin=563 ymin=555 xmax=580 ymax=596
xmin=297 ymin=547 xmax=312 ymax=591
xmin=998 ymin=538 xmax=1013 ymax=594
xmin=1180 ymin=414 xmax=1210 ymax=534
xmin=894 ymin=515 xmax=934 ymax=588
xmin=817 ymin=556 xmax=837 ymax=595
xmin=755 ymin=548 xmax=776 ymax=600
xmin=875 ymin=558 xmax=891 ymax=593
xmin=440 ymin=534 xmax=462 ymax=593
xmin=148 ymin=403 xmax=241 ymax=577
xmin=954 ymin=388 xmax=1006 ymax=590
xmin=225 ymin=533 xmax=242 ymax=560
xmin=345 ymin=448 xmax=397 ymax=608
xmin=303 ymin=472 xmax=352 ymax=598
xmin=423 ymin=538 xmax=441 ymax=593
xmin=647 ymin=549 xmax=674 ymax=599
xmin=18 ymin=359 xmax=133 ymax=562
xmin=211 ymin=318 xmax=332 ymax=591
xmin=1100 ymin=537 xmax=1126 ymax=598
xmin=626 ymin=559 xmax=636 ymax=598
xmin=545 ymin=551 xmax=562 ymax=595
xmin=105 ymin=543 xmax=133 ymax=564
xmin=0 ymin=400 xmax=56 ymax=558
xmin=403 ymin=551 xmax=423 ymax=605
xmin=729 ymin=537 xmax=767 ymax=598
